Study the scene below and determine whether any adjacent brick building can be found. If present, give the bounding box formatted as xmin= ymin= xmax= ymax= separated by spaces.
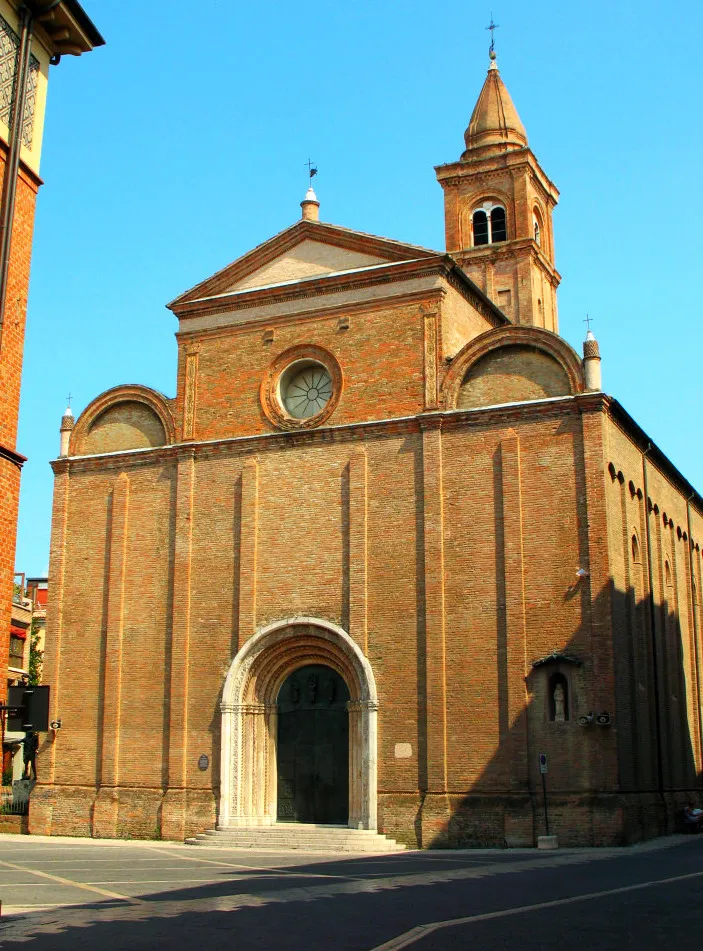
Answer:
xmin=34 ymin=54 xmax=703 ymax=847
xmin=0 ymin=1 xmax=102 ymax=695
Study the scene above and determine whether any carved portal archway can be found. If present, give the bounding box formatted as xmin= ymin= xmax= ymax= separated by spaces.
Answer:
xmin=219 ymin=617 xmax=378 ymax=830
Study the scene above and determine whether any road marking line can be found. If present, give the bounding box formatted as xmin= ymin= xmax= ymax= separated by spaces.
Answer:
xmin=0 ymin=859 xmax=146 ymax=906
xmin=141 ymin=845 xmax=365 ymax=880
xmin=80 ymin=879 xmax=228 ymax=886
xmin=368 ymin=868 xmax=703 ymax=950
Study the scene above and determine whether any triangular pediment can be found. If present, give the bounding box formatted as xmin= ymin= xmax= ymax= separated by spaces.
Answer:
xmin=228 ymin=239 xmax=393 ymax=292
xmin=168 ymin=220 xmax=438 ymax=310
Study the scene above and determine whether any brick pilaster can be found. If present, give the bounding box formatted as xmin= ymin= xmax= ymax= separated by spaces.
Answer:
xmin=238 ymin=457 xmax=259 ymax=649
xmin=92 ymin=472 xmax=130 ymax=837
xmin=349 ymin=448 xmax=368 ymax=653
xmin=162 ymin=451 xmax=195 ymax=839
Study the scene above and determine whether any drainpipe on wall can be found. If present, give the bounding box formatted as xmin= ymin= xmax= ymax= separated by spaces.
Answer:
xmin=685 ymin=493 xmax=703 ymax=778
xmin=642 ymin=444 xmax=665 ymax=808
xmin=0 ymin=2 xmax=34 ymax=352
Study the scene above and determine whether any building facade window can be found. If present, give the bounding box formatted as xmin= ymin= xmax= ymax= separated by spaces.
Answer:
xmin=9 ymin=635 xmax=24 ymax=669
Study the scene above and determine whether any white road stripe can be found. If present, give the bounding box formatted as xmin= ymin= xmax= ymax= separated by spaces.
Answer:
xmin=141 ymin=844 xmax=366 ymax=880
xmin=367 ymin=868 xmax=703 ymax=950
xmin=0 ymin=859 xmax=146 ymax=906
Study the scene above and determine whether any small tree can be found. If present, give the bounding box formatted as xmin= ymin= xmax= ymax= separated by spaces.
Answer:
xmin=27 ymin=618 xmax=43 ymax=686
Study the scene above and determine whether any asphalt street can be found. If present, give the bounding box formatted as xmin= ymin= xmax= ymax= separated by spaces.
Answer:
xmin=0 ymin=833 xmax=701 ymax=949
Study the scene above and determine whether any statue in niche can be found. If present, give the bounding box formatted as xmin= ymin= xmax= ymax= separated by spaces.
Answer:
xmin=553 ymin=682 xmax=566 ymax=723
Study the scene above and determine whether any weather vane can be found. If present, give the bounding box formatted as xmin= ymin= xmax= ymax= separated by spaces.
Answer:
xmin=486 ymin=13 xmax=499 ymax=57
xmin=305 ymin=158 xmax=318 ymax=184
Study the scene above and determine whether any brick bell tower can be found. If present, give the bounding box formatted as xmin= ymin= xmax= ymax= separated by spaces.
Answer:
xmin=436 ymin=47 xmax=560 ymax=331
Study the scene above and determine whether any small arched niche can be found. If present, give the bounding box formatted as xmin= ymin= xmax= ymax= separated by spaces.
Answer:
xmin=457 ymin=344 xmax=572 ymax=410
xmin=82 ymin=400 xmax=167 ymax=455
xmin=631 ymin=531 xmax=641 ymax=564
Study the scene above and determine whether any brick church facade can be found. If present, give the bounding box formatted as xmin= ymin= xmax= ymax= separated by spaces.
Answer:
xmin=34 ymin=55 xmax=703 ymax=847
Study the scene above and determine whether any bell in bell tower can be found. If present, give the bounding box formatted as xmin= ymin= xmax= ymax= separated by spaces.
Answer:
xmin=435 ymin=38 xmax=560 ymax=331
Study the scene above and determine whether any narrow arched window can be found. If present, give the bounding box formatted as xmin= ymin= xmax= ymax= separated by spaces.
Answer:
xmin=533 ymin=207 xmax=544 ymax=248
xmin=548 ymin=672 xmax=569 ymax=722
xmin=472 ymin=209 xmax=489 ymax=246
xmin=631 ymin=533 xmax=641 ymax=564
xmin=665 ymin=559 xmax=672 ymax=587
xmin=490 ymin=206 xmax=507 ymax=242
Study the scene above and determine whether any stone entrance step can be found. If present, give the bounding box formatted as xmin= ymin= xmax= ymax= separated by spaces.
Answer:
xmin=186 ymin=823 xmax=406 ymax=852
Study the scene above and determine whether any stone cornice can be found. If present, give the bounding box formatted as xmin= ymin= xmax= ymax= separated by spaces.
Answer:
xmin=174 ymin=256 xmax=507 ymax=333
xmin=0 ymin=442 xmax=27 ymax=469
xmin=455 ymin=238 xmax=561 ymax=285
xmin=174 ymin=257 xmax=447 ymax=319
xmin=55 ymin=393 xmax=609 ymax=475
xmin=176 ymin=288 xmax=446 ymax=344
xmin=435 ymin=147 xmax=559 ymax=202
xmin=176 ymin=257 xmax=451 ymax=318
xmin=0 ymin=137 xmax=43 ymax=190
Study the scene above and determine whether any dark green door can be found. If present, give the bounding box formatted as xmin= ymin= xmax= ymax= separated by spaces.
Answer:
xmin=276 ymin=665 xmax=350 ymax=824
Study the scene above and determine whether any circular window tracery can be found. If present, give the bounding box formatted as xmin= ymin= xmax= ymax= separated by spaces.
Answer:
xmin=260 ymin=345 xmax=343 ymax=431
xmin=280 ymin=361 xmax=333 ymax=419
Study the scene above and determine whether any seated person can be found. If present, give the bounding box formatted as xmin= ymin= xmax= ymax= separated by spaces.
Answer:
xmin=683 ymin=801 xmax=703 ymax=826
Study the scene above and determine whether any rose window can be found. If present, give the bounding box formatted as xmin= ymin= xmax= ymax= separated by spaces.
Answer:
xmin=280 ymin=362 xmax=333 ymax=419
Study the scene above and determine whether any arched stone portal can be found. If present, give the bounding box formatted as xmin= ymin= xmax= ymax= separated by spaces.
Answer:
xmin=219 ymin=617 xmax=378 ymax=830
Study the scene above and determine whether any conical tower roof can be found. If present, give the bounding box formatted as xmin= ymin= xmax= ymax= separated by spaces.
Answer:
xmin=463 ymin=58 xmax=527 ymax=157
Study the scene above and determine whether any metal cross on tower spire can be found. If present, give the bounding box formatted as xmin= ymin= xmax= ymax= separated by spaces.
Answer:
xmin=486 ymin=13 xmax=499 ymax=55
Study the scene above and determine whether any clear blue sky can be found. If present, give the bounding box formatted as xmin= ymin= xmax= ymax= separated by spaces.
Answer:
xmin=14 ymin=0 xmax=703 ymax=576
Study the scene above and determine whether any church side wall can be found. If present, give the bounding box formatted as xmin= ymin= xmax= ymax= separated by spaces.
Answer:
xmin=427 ymin=408 xmax=619 ymax=847
xmin=34 ymin=459 xmax=177 ymax=838
xmin=603 ymin=417 xmax=703 ymax=839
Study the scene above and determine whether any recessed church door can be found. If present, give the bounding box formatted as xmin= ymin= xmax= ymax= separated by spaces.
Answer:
xmin=277 ymin=664 xmax=350 ymax=824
